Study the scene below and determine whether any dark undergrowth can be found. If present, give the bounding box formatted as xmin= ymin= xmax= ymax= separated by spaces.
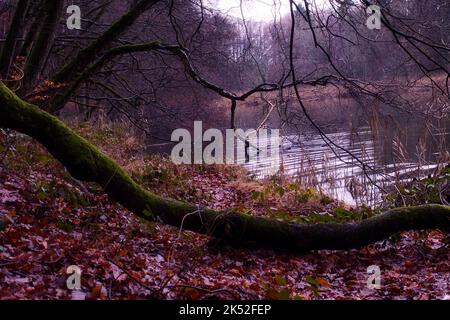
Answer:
xmin=0 ymin=124 xmax=449 ymax=300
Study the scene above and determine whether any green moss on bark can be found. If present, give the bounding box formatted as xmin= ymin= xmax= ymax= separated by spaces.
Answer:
xmin=0 ymin=81 xmax=449 ymax=252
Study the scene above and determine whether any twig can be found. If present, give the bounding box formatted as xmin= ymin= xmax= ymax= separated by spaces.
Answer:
xmin=166 ymin=284 xmax=240 ymax=299
xmin=106 ymin=257 xmax=154 ymax=292
xmin=0 ymin=260 xmax=15 ymax=267
xmin=178 ymin=206 xmax=202 ymax=239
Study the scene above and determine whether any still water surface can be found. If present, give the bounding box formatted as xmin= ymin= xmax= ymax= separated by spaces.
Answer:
xmin=242 ymin=120 xmax=449 ymax=206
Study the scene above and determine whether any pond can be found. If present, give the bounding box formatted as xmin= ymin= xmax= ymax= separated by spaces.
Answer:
xmin=242 ymin=114 xmax=449 ymax=206
xmin=146 ymin=105 xmax=449 ymax=207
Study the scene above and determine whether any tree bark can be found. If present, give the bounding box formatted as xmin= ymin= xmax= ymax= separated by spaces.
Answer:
xmin=0 ymin=0 xmax=30 ymax=78
xmin=51 ymin=0 xmax=161 ymax=85
xmin=0 ymin=82 xmax=449 ymax=252
xmin=21 ymin=0 xmax=63 ymax=94
xmin=47 ymin=41 xmax=161 ymax=113
xmin=19 ymin=0 xmax=45 ymax=58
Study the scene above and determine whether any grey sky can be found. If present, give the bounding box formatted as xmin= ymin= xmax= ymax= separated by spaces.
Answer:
xmin=213 ymin=0 xmax=290 ymax=22
xmin=212 ymin=0 xmax=330 ymax=22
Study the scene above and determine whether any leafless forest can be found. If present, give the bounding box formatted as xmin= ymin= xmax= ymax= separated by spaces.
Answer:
xmin=0 ymin=0 xmax=449 ymax=301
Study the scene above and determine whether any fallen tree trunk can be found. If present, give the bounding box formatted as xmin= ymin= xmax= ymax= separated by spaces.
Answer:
xmin=0 ymin=82 xmax=449 ymax=252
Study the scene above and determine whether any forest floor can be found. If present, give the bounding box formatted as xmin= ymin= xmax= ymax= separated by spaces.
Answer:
xmin=0 ymin=124 xmax=449 ymax=300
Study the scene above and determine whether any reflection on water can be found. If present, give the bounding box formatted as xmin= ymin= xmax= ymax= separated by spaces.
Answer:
xmin=243 ymin=120 xmax=449 ymax=206
xmin=146 ymin=106 xmax=449 ymax=207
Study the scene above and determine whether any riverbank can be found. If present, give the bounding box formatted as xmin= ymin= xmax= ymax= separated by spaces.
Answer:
xmin=0 ymin=123 xmax=448 ymax=299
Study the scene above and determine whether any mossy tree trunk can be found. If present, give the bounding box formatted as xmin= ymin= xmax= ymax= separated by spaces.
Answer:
xmin=48 ymin=41 xmax=161 ymax=113
xmin=41 ymin=0 xmax=161 ymax=113
xmin=51 ymin=0 xmax=160 ymax=85
xmin=0 ymin=82 xmax=449 ymax=252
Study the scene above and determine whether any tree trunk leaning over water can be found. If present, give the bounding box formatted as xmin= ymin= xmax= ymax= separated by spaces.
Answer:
xmin=0 ymin=82 xmax=449 ymax=252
